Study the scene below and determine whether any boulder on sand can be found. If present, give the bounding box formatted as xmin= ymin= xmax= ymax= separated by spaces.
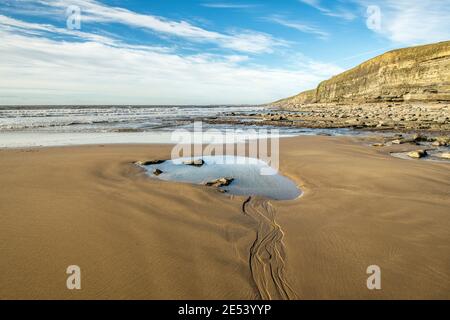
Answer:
xmin=407 ymin=150 xmax=428 ymax=159
xmin=432 ymin=136 xmax=450 ymax=146
xmin=432 ymin=140 xmax=447 ymax=146
xmin=439 ymin=152 xmax=450 ymax=159
xmin=390 ymin=139 xmax=404 ymax=145
xmin=391 ymin=138 xmax=416 ymax=145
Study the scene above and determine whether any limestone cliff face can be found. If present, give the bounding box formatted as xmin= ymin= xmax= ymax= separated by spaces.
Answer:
xmin=275 ymin=41 xmax=450 ymax=105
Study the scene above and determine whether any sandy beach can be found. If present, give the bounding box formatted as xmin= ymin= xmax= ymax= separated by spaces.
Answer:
xmin=0 ymin=136 xmax=449 ymax=299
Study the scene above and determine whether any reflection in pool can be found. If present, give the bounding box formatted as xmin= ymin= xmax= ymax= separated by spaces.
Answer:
xmin=140 ymin=155 xmax=301 ymax=200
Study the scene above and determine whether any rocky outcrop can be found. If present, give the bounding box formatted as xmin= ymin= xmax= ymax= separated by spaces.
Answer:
xmin=255 ymin=41 xmax=450 ymax=133
xmin=274 ymin=41 xmax=450 ymax=106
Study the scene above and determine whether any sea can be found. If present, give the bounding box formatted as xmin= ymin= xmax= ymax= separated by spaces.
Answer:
xmin=0 ymin=105 xmax=362 ymax=148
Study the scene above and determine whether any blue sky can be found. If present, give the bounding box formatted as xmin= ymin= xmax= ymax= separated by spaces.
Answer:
xmin=0 ymin=0 xmax=449 ymax=105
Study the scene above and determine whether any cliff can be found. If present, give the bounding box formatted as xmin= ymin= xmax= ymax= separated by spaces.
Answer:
xmin=274 ymin=41 xmax=450 ymax=106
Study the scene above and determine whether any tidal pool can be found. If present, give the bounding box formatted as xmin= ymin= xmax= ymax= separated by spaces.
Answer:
xmin=140 ymin=155 xmax=301 ymax=200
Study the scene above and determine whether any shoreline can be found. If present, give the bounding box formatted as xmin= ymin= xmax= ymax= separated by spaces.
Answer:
xmin=1 ymin=136 xmax=449 ymax=299
xmin=0 ymin=128 xmax=302 ymax=149
xmin=1 ymin=124 xmax=448 ymax=150
xmin=1 ymin=133 xmax=448 ymax=164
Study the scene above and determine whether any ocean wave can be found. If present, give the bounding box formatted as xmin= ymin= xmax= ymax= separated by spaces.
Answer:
xmin=0 ymin=105 xmax=264 ymax=132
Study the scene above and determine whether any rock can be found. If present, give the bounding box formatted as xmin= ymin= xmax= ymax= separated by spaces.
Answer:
xmin=391 ymin=138 xmax=416 ymax=145
xmin=183 ymin=158 xmax=204 ymax=167
xmin=433 ymin=136 xmax=450 ymax=146
xmin=115 ymin=128 xmax=143 ymax=133
xmin=432 ymin=140 xmax=447 ymax=146
xmin=136 ymin=159 xmax=165 ymax=165
xmin=205 ymin=177 xmax=234 ymax=188
xmin=439 ymin=152 xmax=450 ymax=159
xmin=407 ymin=150 xmax=428 ymax=159
xmin=412 ymin=133 xmax=427 ymax=142
xmin=372 ymin=143 xmax=385 ymax=147
xmin=153 ymin=168 xmax=163 ymax=176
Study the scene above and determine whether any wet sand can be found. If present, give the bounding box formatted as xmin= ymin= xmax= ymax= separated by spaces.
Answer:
xmin=0 ymin=136 xmax=449 ymax=299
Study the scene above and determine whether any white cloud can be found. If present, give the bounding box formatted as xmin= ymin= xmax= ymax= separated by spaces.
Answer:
xmin=358 ymin=0 xmax=450 ymax=45
xmin=300 ymin=0 xmax=449 ymax=45
xmin=13 ymin=0 xmax=283 ymax=54
xmin=0 ymin=16 xmax=342 ymax=105
xmin=0 ymin=14 xmax=172 ymax=52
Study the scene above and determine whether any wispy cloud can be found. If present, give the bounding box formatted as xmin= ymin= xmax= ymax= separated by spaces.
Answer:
xmin=357 ymin=0 xmax=450 ymax=45
xmin=299 ymin=0 xmax=356 ymax=21
xmin=0 ymin=14 xmax=172 ymax=52
xmin=4 ymin=0 xmax=284 ymax=54
xmin=0 ymin=14 xmax=116 ymax=46
xmin=265 ymin=15 xmax=329 ymax=39
xmin=201 ymin=3 xmax=259 ymax=9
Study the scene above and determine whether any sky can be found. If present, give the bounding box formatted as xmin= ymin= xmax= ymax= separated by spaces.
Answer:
xmin=0 ymin=0 xmax=449 ymax=105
